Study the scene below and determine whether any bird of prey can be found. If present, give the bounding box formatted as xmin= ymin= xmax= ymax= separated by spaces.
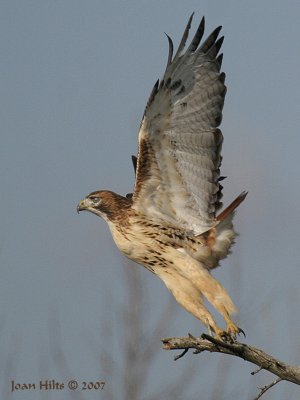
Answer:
xmin=77 ymin=14 xmax=247 ymax=340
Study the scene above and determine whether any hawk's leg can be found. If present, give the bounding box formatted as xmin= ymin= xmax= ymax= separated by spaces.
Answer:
xmin=158 ymin=269 xmax=227 ymax=338
xmin=221 ymin=308 xmax=245 ymax=340
xmin=189 ymin=267 xmax=244 ymax=339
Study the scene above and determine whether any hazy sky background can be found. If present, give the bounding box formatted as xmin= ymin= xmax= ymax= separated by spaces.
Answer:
xmin=1 ymin=1 xmax=300 ymax=399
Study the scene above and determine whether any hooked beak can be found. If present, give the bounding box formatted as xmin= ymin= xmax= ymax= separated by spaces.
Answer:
xmin=77 ymin=199 xmax=86 ymax=214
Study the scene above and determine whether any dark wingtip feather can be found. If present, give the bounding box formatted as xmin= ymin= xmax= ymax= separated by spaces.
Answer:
xmin=144 ymin=79 xmax=160 ymax=112
xmin=173 ymin=12 xmax=195 ymax=60
xmin=207 ymin=36 xmax=224 ymax=59
xmin=218 ymin=72 xmax=226 ymax=84
xmin=200 ymin=25 xmax=222 ymax=54
xmin=187 ymin=16 xmax=205 ymax=53
xmin=164 ymin=32 xmax=174 ymax=67
xmin=216 ymin=53 xmax=223 ymax=69
xmin=131 ymin=155 xmax=137 ymax=173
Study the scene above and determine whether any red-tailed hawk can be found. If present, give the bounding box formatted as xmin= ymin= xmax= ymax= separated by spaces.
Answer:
xmin=77 ymin=14 xmax=246 ymax=340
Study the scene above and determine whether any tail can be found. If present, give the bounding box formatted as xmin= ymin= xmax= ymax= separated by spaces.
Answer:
xmin=208 ymin=191 xmax=247 ymax=266
xmin=216 ymin=191 xmax=248 ymax=223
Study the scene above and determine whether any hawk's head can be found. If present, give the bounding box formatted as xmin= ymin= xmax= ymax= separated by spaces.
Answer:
xmin=77 ymin=190 xmax=131 ymax=222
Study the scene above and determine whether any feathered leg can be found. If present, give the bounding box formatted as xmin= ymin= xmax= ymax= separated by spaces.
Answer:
xmin=174 ymin=254 xmax=244 ymax=339
xmin=157 ymin=268 xmax=225 ymax=338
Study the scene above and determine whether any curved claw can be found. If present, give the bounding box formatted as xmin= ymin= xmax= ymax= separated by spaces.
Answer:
xmin=224 ymin=319 xmax=246 ymax=341
xmin=237 ymin=327 xmax=246 ymax=338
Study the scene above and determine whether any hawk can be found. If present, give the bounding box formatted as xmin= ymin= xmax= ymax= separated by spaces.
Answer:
xmin=77 ymin=14 xmax=247 ymax=340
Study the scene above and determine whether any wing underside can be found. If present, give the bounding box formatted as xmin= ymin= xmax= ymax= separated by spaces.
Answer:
xmin=132 ymin=14 xmax=228 ymax=235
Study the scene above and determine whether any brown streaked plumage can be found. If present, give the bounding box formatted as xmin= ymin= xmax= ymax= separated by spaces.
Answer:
xmin=77 ymin=14 xmax=247 ymax=340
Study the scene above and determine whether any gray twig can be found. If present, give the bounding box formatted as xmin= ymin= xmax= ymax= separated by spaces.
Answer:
xmin=253 ymin=378 xmax=283 ymax=400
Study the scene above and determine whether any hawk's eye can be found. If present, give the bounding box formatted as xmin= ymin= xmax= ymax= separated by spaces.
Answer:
xmin=90 ymin=197 xmax=100 ymax=205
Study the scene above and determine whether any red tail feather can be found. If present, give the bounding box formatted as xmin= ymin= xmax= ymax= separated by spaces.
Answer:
xmin=216 ymin=191 xmax=247 ymax=222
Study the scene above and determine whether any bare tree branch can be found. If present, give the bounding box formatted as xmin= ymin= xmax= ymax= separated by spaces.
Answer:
xmin=162 ymin=334 xmax=300 ymax=386
xmin=253 ymin=378 xmax=282 ymax=400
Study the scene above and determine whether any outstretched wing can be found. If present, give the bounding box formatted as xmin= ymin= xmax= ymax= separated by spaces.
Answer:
xmin=132 ymin=14 xmax=226 ymax=235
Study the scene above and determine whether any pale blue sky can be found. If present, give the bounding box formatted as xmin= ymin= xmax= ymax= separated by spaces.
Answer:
xmin=1 ymin=1 xmax=300 ymax=399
